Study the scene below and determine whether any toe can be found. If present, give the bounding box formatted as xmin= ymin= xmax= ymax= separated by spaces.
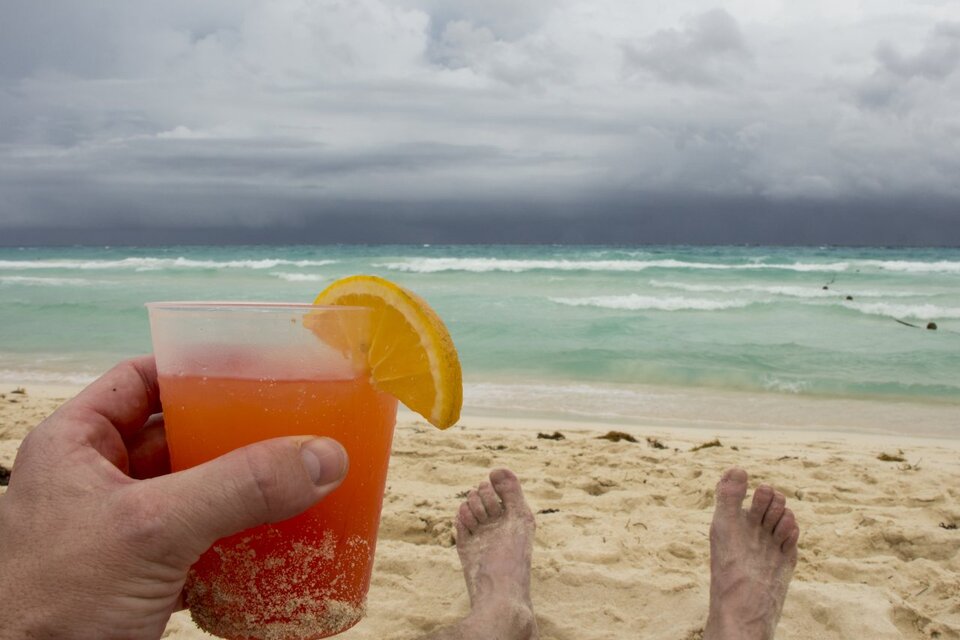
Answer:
xmin=748 ymin=485 xmax=774 ymax=525
xmin=762 ymin=491 xmax=787 ymax=532
xmin=713 ymin=467 xmax=748 ymax=518
xmin=458 ymin=502 xmax=479 ymax=533
xmin=782 ymin=524 xmax=800 ymax=555
xmin=490 ymin=468 xmax=528 ymax=514
xmin=478 ymin=481 xmax=503 ymax=520
xmin=455 ymin=512 xmax=471 ymax=543
xmin=773 ymin=508 xmax=795 ymax=545
xmin=467 ymin=489 xmax=489 ymax=524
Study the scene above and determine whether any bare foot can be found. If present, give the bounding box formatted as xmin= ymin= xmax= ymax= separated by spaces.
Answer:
xmin=428 ymin=468 xmax=538 ymax=640
xmin=704 ymin=468 xmax=799 ymax=640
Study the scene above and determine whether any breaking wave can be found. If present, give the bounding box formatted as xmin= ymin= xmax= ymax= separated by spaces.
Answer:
xmin=650 ymin=280 xmax=919 ymax=299
xmin=549 ymin=295 xmax=755 ymax=311
xmin=0 ymin=258 xmax=337 ymax=271
xmin=376 ymin=258 xmax=852 ymax=273
xmin=843 ymin=301 xmax=960 ymax=321
xmin=270 ymin=272 xmax=329 ymax=282
xmin=0 ymin=276 xmax=107 ymax=287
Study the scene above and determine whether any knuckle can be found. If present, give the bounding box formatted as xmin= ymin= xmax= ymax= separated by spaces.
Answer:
xmin=110 ymin=488 xmax=171 ymax=543
xmin=243 ymin=445 xmax=294 ymax=519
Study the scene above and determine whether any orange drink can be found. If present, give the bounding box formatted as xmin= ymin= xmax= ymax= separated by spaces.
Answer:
xmin=147 ymin=303 xmax=397 ymax=640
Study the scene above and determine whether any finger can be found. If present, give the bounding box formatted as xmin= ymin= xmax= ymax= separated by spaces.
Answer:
xmin=143 ymin=436 xmax=348 ymax=565
xmin=70 ymin=356 xmax=161 ymax=437
xmin=126 ymin=414 xmax=170 ymax=480
xmin=48 ymin=357 xmax=162 ymax=465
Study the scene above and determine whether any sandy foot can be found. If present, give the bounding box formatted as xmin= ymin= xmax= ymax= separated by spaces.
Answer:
xmin=704 ymin=468 xmax=800 ymax=640
xmin=428 ymin=468 xmax=538 ymax=640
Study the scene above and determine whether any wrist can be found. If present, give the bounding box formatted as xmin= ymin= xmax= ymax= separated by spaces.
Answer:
xmin=0 ymin=556 xmax=65 ymax=640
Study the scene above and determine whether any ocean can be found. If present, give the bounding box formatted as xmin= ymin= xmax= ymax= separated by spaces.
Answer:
xmin=1 ymin=245 xmax=958 ymax=423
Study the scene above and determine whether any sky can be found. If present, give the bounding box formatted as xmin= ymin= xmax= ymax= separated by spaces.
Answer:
xmin=1 ymin=0 xmax=959 ymax=245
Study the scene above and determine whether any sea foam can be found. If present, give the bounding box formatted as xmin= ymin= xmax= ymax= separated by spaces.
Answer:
xmin=549 ymin=294 xmax=755 ymax=311
xmin=649 ymin=280 xmax=919 ymax=299
xmin=376 ymin=258 xmax=852 ymax=273
xmin=843 ymin=301 xmax=960 ymax=320
xmin=270 ymin=272 xmax=330 ymax=282
xmin=854 ymin=260 xmax=960 ymax=274
xmin=0 ymin=258 xmax=338 ymax=271
xmin=0 ymin=276 xmax=106 ymax=287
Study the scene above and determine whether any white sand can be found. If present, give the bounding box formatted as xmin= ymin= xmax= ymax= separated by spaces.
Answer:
xmin=2 ymin=386 xmax=959 ymax=639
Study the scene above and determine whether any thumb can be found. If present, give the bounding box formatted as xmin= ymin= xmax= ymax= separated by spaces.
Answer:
xmin=145 ymin=436 xmax=348 ymax=564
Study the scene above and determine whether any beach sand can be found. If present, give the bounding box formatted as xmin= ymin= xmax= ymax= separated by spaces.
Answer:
xmin=2 ymin=387 xmax=959 ymax=639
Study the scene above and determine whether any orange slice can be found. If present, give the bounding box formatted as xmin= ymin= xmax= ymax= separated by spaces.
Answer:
xmin=309 ymin=275 xmax=462 ymax=429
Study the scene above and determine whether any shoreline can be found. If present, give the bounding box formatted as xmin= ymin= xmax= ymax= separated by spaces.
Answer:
xmin=4 ymin=378 xmax=958 ymax=441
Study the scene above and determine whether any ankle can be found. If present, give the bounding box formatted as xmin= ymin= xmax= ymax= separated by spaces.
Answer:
xmin=466 ymin=598 xmax=537 ymax=640
xmin=704 ymin=610 xmax=734 ymax=640
xmin=704 ymin=610 xmax=773 ymax=640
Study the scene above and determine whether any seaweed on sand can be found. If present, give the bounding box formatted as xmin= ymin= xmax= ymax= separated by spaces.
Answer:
xmin=537 ymin=431 xmax=566 ymax=441
xmin=877 ymin=451 xmax=906 ymax=462
xmin=691 ymin=439 xmax=722 ymax=452
xmin=596 ymin=431 xmax=638 ymax=443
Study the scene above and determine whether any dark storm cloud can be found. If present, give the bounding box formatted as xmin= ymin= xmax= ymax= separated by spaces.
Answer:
xmin=1 ymin=1 xmax=959 ymax=245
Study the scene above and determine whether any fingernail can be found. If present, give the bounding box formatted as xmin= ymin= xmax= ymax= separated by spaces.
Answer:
xmin=300 ymin=438 xmax=348 ymax=486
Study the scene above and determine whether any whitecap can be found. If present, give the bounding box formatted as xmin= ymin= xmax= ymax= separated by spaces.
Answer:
xmin=0 ymin=276 xmax=106 ymax=287
xmin=649 ymin=280 xmax=919 ymax=299
xmin=270 ymin=272 xmax=329 ymax=282
xmin=0 ymin=258 xmax=338 ymax=271
xmin=843 ymin=301 xmax=960 ymax=320
xmin=761 ymin=377 xmax=810 ymax=394
xmin=853 ymin=260 xmax=960 ymax=274
xmin=549 ymin=294 xmax=754 ymax=311
xmin=376 ymin=258 xmax=851 ymax=274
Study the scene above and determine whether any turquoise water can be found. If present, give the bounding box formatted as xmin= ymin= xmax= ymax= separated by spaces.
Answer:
xmin=1 ymin=245 xmax=958 ymax=414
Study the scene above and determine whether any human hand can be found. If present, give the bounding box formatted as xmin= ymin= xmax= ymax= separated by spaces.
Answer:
xmin=0 ymin=356 xmax=349 ymax=640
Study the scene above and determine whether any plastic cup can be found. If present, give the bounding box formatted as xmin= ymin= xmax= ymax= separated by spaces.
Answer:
xmin=147 ymin=303 xmax=398 ymax=640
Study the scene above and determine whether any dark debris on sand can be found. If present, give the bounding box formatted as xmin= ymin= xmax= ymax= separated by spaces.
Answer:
xmin=0 ymin=465 xmax=10 ymax=486
xmin=537 ymin=508 xmax=560 ymax=515
xmin=940 ymin=522 xmax=958 ymax=530
xmin=596 ymin=431 xmax=638 ymax=443
xmin=646 ymin=437 xmax=667 ymax=450
xmin=691 ymin=439 xmax=722 ymax=452
xmin=537 ymin=431 xmax=566 ymax=441
xmin=878 ymin=451 xmax=906 ymax=462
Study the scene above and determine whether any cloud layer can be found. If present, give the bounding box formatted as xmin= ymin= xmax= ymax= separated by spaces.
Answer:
xmin=1 ymin=1 xmax=959 ymax=243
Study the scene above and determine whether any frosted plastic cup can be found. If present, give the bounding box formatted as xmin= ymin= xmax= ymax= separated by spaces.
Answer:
xmin=147 ymin=303 xmax=398 ymax=640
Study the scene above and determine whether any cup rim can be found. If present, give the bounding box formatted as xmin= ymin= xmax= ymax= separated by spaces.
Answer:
xmin=145 ymin=301 xmax=368 ymax=312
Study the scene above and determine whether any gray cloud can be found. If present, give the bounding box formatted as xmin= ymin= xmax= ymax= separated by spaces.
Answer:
xmin=877 ymin=22 xmax=960 ymax=80
xmin=1 ymin=1 xmax=959 ymax=245
xmin=622 ymin=9 xmax=750 ymax=85
xmin=856 ymin=21 xmax=960 ymax=110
